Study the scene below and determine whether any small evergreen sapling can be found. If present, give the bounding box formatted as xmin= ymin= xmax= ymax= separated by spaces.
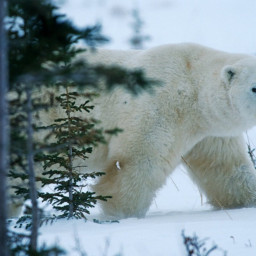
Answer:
xmin=37 ymin=85 xmax=111 ymax=219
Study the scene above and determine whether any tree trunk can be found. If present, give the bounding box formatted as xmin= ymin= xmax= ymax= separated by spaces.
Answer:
xmin=66 ymin=87 xmax=74 ymax=218
xmin=68 ymin=141 xmax=74 ymax=219
xmin=0 ymin=0 xmax=9 ymax=255
xmin=26 ymin=86 xmax=39 ymax=251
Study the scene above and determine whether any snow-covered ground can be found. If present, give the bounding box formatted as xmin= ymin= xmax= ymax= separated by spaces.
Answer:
xmin=38 ymin=0 xmax=256 ymax=255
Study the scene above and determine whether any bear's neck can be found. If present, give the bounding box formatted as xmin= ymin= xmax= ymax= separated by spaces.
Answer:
xmin=197 ymin=78 xmax=249 ymax=137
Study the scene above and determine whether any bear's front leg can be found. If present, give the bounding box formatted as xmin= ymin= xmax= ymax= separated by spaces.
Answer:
xmin=184 ymin=136 xmax=256 ymax=209
xmin=93 ymin=156 xmax=168 ymax=219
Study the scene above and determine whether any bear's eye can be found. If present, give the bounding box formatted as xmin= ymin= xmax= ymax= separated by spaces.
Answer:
xmin=252 ymin=87 xmax=256 ymax=93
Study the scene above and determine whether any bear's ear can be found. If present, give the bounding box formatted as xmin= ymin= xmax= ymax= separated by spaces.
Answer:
xmin=221 ymin=65 xmax=236 ymax=85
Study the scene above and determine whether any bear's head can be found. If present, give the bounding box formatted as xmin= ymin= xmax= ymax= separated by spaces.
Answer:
xmin=221 ymin=57 xmax=256 ymax=129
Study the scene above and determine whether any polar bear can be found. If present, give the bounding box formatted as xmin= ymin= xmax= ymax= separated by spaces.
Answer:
xmin=8 ymin=43 xmax=256 ymax=219
xmin=80 ymin=43 xmax=256 ymax=219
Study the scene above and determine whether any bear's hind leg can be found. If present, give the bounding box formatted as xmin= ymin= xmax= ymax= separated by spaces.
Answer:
xmin=184 ymin=136 xmax=256 ymax=209
xmin=93 ymin=157 xmax=167 ymax=219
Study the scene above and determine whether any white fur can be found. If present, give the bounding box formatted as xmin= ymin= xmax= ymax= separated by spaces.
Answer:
xmin=8 ymin=43 xmax=256 ymax=219
xmin=83 ymin=43 xmax=256 ymax=219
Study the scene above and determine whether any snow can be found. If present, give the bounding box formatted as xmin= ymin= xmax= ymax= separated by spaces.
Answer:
xmin=39 ymin=208 xmax=256 ymax=255
xmin=37 ymin=0 xmax=256 ymax=255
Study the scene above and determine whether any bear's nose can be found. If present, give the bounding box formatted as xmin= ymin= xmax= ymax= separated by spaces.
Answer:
xmin=252 ymin=87 xmax=256 ymax=93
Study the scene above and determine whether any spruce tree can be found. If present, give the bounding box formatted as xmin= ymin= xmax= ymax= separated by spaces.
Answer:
xmin=6 ymin=0 xmax=155 ymax=253
xmin=37 ymin=85 xmax=111 ymax=220
xmin=7 ymin=0 xmax=108 ymax=253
